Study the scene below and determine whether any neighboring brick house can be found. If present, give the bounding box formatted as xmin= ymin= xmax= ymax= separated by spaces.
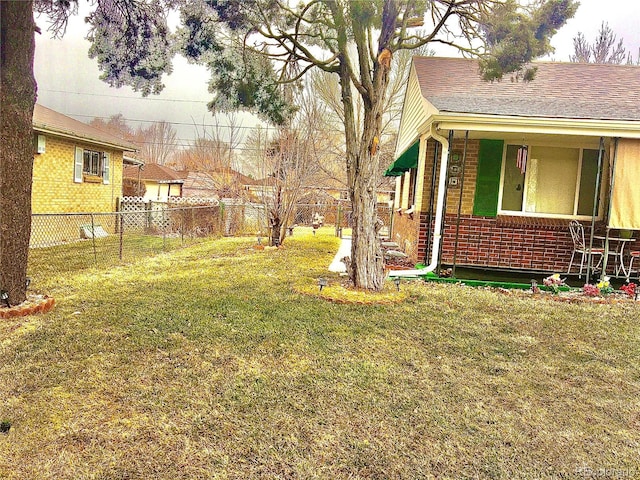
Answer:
xmin=32 ymin=103 xmax=137 ymax=214
xmin=387 ymin=57 xmax=640 ymax=276
xmin=122 ymin=163 xmax=183 ymax=202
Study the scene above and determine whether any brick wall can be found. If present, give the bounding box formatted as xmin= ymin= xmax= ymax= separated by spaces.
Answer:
xmin=392 ymin=138 xmax=483 ymax=265
xmin=391 ymin=211 xmax=420 ymax=259
xmin=435 ymin=215 xmax=575 ymax=272
xmin=418 ymin=138 xmax=480 ymax=219
xmin=391 ymin=136 xmax=638 ymax=274
xmin=32 ymin=135 xmax=124 ymax=214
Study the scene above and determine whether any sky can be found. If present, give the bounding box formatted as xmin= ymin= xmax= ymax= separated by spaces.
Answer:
xmin=33 ymin=0 xmax=640 ymax=161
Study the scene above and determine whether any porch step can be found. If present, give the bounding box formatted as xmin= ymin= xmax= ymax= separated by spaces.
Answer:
xmin=381 ymin=241 xmax=400 ymax=249
xmin=384 ymin=249 xmax=408 ymax=259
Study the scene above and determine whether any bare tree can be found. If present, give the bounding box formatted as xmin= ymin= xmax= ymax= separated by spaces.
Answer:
xmin=135 ymin=121 xmax=177 ymax=165
xmin=570 ymin=22 xmax=632 ymax=64
xmin=90 ymin=115 xmax=177 ymax=165
xmin=308 ymin=45 xmax=428 ymax=193
xmin=89 ymin=114 xmax=135 ymax=141
xmin=247 ymin=92 xmax=330 ymax=246
xmin=172 ymin=115 xmax=245 ymax=198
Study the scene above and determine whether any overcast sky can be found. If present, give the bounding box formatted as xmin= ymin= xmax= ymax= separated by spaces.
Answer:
xmin=34 ymin=0 xmax=640 ymax=155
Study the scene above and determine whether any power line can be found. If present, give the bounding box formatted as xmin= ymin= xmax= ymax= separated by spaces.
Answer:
xmin=69 ymin=112 xmax=287 ymax=132
xmin=39 ymin=89 xmax=347 ymax=133
xmin=39 ymin=88 xmax=211 ymax=105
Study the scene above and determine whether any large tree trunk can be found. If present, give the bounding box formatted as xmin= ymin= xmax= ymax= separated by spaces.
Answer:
xmin=350 ymin=157 xmax=385 ymax=290
xmin=338 ymin=61 xmax=387 ymax=291
xmin=330 ymin=1 xmax=395 ymax=291
xmin=0 ymin=0 xmax=37 ymax=305
xmin=348 ymin=98 xmax=387 ymax=291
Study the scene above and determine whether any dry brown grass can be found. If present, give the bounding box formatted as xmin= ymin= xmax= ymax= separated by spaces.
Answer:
xmin=1 ymin=229 xmax=639 ymax=479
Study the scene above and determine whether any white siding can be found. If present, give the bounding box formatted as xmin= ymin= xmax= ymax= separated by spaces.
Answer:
xmin=394 ymin=63 xmax=437 ymax=158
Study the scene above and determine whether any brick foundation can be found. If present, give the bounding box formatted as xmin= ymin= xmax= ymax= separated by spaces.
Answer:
xmin=413 ymin=215 xmax=640 ymax=274
xmin=435 ymin=215 xmax=574 ymax=272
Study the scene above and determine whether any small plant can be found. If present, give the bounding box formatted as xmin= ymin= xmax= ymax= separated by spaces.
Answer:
xmin=597 ymin=277 xmax=614 ymax=296
xmin=620 ymin=282 xmax=637 ymax=298
xmin=543 ymin=273 xmax=566 ymax=294
xmin=0 ymin=420 xmax=11 ymax=434
xmin=582 ymin=283 xmax=600 ymax=297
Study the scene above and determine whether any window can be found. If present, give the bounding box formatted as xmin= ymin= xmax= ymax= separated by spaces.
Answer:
xmin=83 ymin=150 xmax=103 ymax=176
xmin=408 ymin=167 xmax=417 ymax=207
xmin=74 ymin=147 xmax=111 ymax=184
xmin=499 ymin=145 xmax=601 ymax=217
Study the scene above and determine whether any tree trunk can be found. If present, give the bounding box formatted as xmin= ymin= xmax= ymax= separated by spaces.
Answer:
xmin=0 ymin=0 xmax=37 ymax=305
xmin=348 ymin=101 xmax=386 ymax=291
xmin=337 ymin=61 xmax=386 ymax=291
xmin=350 ymin=165 xmax=385 ymax=290
xmin=329 ymin=1 xmax=396 ymax=292
xmin=269 ymin=219 xmax=281 ymax=246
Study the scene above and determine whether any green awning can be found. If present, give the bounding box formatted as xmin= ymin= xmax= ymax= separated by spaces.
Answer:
xmin=384 ymin=141 xmax=419 ymax=176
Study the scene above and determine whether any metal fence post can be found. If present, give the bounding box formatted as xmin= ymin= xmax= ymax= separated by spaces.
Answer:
xmin=119 ymin=212 xmax=124 ymax=261
xmin=181 ymin=207 xmax=185 ymax=245
xmin=90 ymin=213 xmax=97 ymax=263
xmin=162 ymin=204 xmax=167 ymax=250
xmin=146 ymin=201 xmax=152 ymax=231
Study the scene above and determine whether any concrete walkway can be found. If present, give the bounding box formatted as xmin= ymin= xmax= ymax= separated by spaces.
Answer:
xmin=328 ymin=237 xmax=351 ymax=273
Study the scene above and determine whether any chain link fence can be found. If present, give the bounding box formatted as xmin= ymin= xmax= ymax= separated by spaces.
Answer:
xmin=28 ymin=199 xmax=392 ymax=276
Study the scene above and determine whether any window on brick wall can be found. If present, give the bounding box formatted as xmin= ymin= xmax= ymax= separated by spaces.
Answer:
xmin=83 ymin=150 xmax=102 ymax=176
xmin=74 ymin=147 xmax=111 ymax=184
xmin=407 ymin=167 xmax=418 ymax=208
xmin=499 ymin=145 xmax=601 ymax=218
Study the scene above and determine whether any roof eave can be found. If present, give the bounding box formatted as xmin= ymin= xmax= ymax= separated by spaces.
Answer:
xmin=34 ymin=125 xmax=138 ymax=152
xmin=430 ymin=112 xmax=640 ymax=139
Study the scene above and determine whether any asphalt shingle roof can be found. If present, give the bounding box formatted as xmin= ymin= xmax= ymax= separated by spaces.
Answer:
xmin=123 ymin=163 xmax=183 ymax=183
xmin=33 ymin=104 xmax=138 ymax=151
xmin=413 ymin=57 xmax=640 ymax=122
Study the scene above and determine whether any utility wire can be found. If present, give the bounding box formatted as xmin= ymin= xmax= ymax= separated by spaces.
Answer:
xmin=39 ymin=88 xmax=211 ymax=104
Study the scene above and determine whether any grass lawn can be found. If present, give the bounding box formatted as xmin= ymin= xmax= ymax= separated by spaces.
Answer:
xmin=1 ymin=229 xmax=639 ymax=479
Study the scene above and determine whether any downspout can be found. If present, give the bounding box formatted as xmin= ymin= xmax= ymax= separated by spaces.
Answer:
xmin=389 ymin=123 xmax=450 ymax=277
xmin=424 ymin=141 xmax=440 ymax=259
xmin=436 ymin=130 xmax=455 ymax=273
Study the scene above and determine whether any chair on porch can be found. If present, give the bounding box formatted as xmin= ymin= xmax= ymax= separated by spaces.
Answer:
xmin=567 ymin=220 xmax=604 ymax=278
xmin=626 ymin=250 xmax=640 ymax=281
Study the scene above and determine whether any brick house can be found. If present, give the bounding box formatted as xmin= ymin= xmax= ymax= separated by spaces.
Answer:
xmin=30 ymin=104 xmax=137 ymax=246
xmin=387 ymin=57 xmax=640 ymax=277
xmin=32 ymin=103 xmax=137 ymax=214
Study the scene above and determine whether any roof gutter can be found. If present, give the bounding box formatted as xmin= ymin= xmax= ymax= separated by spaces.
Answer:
xmin=389 ymin=123 xmax=449 ymax=278
xmin=34 ymin=126 xmax=138 ymax=152
xmin=435 ymin=113 xmax=640 ymax=138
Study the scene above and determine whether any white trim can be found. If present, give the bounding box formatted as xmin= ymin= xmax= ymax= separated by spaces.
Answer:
xmin=103 ymin=152 xmax=111 ymax=185
xmin=573 ymin=148 xmax=584 ymax=216
xmin=496 ymin=143 xmax=604 ymax=220
xmin=34 ymin=127 xmax=136 ymax=152
xmin=74 ymin=147 xmax=83 ymax=183
xmin=433 ymin=113 xmax=640 ymax=139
